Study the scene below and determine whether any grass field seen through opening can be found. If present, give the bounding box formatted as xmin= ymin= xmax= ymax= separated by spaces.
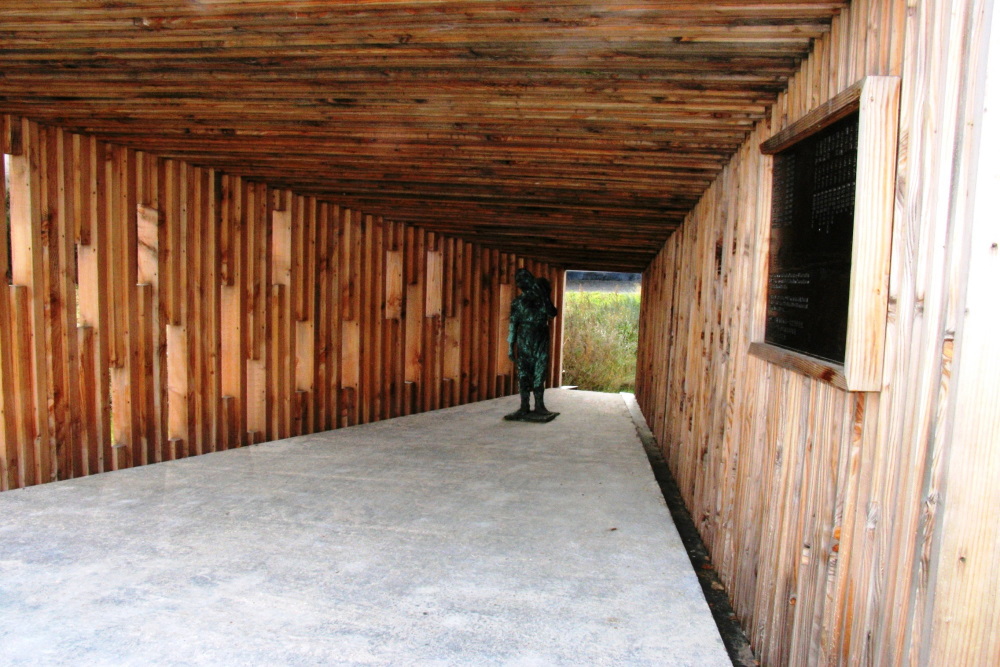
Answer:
xmin=561 ymin=289 xmax=640 ymax=393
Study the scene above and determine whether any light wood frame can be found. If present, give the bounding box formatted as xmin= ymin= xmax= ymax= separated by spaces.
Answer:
xmin=754 ymin=76 xmax=901 ymax=392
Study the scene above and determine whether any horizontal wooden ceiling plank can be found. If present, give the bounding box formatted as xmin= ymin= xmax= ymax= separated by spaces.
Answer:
xmin=0 ymin=94 xmax=768 ymax=117
xmin=0 ymin=108 xmax=756 ymax=143
xmin=0 ymin=122 xmax=747 ymax=157
xmin=0 ymin=83 xmax=775 ymax=113
xmin=78 ymin=150 xmax=730 ymax=177
xmin=107 ymin=157 xmax=721 ymax=188
xmin=0 ymin=1 xmax=846 ymax=23
xmin=0 ymin=64 xmax=793 ymax=89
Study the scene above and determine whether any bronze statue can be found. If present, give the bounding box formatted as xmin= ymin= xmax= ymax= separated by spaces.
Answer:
xmin=504 ymin=268 xmax=559 ymax=422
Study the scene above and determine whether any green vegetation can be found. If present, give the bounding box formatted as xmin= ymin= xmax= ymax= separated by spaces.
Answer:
xmin=561 ymin=289 xmax=640 ymax=393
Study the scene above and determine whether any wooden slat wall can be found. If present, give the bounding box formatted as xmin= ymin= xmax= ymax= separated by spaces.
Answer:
xmin=0 ymin=113 xmax=564 ymax=490
xmin=635 ymin=0 xmax=998 ymax=664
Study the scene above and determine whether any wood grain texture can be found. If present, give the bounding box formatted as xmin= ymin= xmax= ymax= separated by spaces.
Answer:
xmin=0 ymin=1 xmax=852 ymax=271
xmin=8 ymin=0 xmax=992 ymax=663
xmin=636 ymin=0 xmax=997 ymax=663
xmin=924 ymin=6 xmax=1000 ymax=661
xmin=843 ymin=76 xmax=899 ymax=391
xmin=0 ymin=114 xmax=562 ymax=490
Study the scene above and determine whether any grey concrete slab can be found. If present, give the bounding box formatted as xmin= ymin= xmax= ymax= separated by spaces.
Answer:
xmin=0 ymin=390 xmax=730 ymax=666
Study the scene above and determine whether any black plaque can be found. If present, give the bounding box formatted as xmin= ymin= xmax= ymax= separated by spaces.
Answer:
xmin=765 ymin=112 xmax=859 ymax=364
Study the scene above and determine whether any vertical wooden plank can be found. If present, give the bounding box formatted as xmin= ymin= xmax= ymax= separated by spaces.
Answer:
xmin=218 ymin=174 xmax=246 ymax=449
xmin=162 ymin=160 xmax=181 ymax=326
xmin=312 ymin=202 xmax=330 ymax=432
xmin=259 ymin=183 xmax=272 ymax=364
xmin=1 ymin=114 xmax=13 ymax=156
xmin=135 ymin=283 xmax=155 ymax=466
xmin=1 ymin=142 xmax=10 ymax=285
xmin=359 ymin=214 xmax=374 ymax=424
xmin=167 ymin=324 xmax=188 ymax=455
xmin=231 ymin=177 xmax=248 ymax=447
xmin=380 ymin=220 xmax=398 ymax=419
xmin=484 ymin=249 xmax=500 ymax=399
xmin=426 ymin=249 xmax=443 ymax=317
xmin=843 ymin=76 xmax=901 ymax=391
xmin=220 ymin=285 xmax=242 ymax=447
xmin=218 ymin=174 xmax=235 ymax=288
xmin=244 ymin=181 xmax=261 ymax=360
xmin=397 ymin=223 xmax=409 ymax=417
xmin=109 ymin=144 xmax=130 ymax=368
xmin=405 ymin=228 xmax=422 ymax=412
xmin=323 ymin=203 xmax=342 ymax=431
xmin=106 ymin=144 xmax=132 ymax=470
xmin=341 ymin=319 xmax=360 ymax=426
xmin=0 ymin=286 xmax=14 ymax=490
xmin=469 ymin=245 xmax=483 ymax=402
xmin=550 ymin=268 xmax=565 ymax=389
xmin=459 ymin=241 xmax=473 ymax=404
xmin=138 ymin=200 xmax=163 ymax=463
xmin=426 ymin=312 xmax=443 ymax=410
xmin=404 ymin=283 xmax=423 ymax=387
xmin=386 ymin=250 xmax=403 ymax=320
xmin=76 ymin=325 xmax=98 ymax=477
xmin=246 ymin=359 xmax=267 ymax=438
xmin=144 ymin=157 xmax=167 ymax=464
xmin=182 ymin=164 xmax=201 ymax=457
xmin=342 ymin=315 xmax=361 ymax=395
xmin=295 ymin=321 xmax=315 ymax=395
xmin=372 ymin=216 xmax=386 ymax=421
xmin=9 ymin=286 xmax=36 ymax=488
xmin=122 ymin=148 xmax=143 ymax=467
xmin=445 ymin=237 xmax=458 ymax=319
xmin=137 ymin=204 xmax=159 ymax=285
xmin=337 ymin=205 xmax=356 ymax=422
xmin=8 ymin=118 xmax=40 ymax=291
xmin=909 ymin=3 xmax=989 ymax=661
xmin=294 ymin=196 xmax=314 ymax=323
xmin=339 ymin=208 xmax=354 ymax=322
xmin=8 ymin=119 xmax=51 ymax=485
xmin=36 ymin=127 xmax=66 ymax=480
xmin=219 ymin=395 xmax=237 ymax=450
xmin=326 ymin=204 xmax=342 ymax=428
xmin=422 ymin=235 xmax=440 ymax=412
xmin=47 ymin=126 xmax=81 ymax=481
xmin=268 ymin=283 xmax=289 ymax=441
xmin=81 ymin=137 xmax=112 ymax=472
xmin=157 ymin=159 xmax=178 ymax=462
xmin=272 ymin=208 xmax=292 ymax=287
xmin=444 ymin=316 xmax=461 ymax=381
xmin=496 ymin=283 xmax=513 ymax=378
xmin=350 ymin=211 xmax=363 ymax=427
xmin=203 ymin=170 xmax=221 ymax=454
xmin=301 ymin=198 xmax=319 ymax=431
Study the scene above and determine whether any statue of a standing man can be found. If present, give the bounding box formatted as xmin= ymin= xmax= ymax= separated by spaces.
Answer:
xmin=505 ymin=268 xmax=559 ymax=422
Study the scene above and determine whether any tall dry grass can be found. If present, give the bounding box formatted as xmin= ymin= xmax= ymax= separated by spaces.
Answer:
xmin=561 ymin=289 xmax=640 ymax=393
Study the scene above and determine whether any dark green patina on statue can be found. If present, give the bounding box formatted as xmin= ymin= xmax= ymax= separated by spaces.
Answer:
xmin=504 ymin=268 xmax=559 ymax=423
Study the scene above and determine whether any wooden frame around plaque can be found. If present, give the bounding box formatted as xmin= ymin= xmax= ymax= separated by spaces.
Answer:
xmin=751 ymin=76 xmax=900 ymax=392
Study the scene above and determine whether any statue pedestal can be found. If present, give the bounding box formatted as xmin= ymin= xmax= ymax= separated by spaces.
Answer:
xmin=504 ymin=411 xmax=559 ymax=423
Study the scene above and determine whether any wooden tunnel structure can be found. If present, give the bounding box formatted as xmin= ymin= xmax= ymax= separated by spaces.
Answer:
xmin=1 ymin=1 xmax=997 ymax=665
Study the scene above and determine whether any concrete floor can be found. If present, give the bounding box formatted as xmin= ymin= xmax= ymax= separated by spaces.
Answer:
xmin=0 ymin=390 xmax=730 ymax=666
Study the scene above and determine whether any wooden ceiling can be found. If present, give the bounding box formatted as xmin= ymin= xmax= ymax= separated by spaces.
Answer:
xmin=0 ymin=1 xmax=845 ymax=271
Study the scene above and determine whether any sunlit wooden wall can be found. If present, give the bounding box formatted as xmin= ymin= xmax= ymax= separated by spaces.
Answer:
xmin=636 ymin=0 xmax=998 ymax=664
xmin=0 ymin=114 xmax=564 ymax=491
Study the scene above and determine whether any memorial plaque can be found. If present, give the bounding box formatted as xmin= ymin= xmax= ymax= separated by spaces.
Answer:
xmin=765 ymin=111 xmax=859 ymax=364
